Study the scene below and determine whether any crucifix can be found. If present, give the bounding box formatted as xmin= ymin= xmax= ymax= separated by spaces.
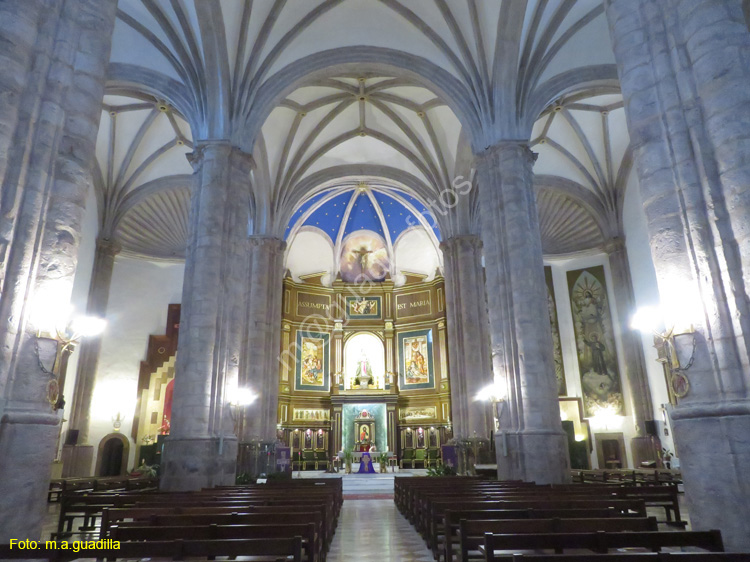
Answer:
xmin=351 ymin=246 xmax=373 ymax=276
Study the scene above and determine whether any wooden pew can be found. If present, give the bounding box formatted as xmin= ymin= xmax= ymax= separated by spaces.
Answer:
xmin=458 ymin=517 xmax=658 ymax=561
xmin=101 ymin=507 xmax=329 ymax=554
xmin=480 ymin=530 xmax=724 ymax=561
xmin=422 ymin=498 xmax=646 ymax=551
xmin=0 ymin=537 xmax=303 ymax=562
xmin=440 ymin=509 xmax=629 ymax=562
xmin=109 ymin=523 xmax=320 ymax=562
xmin=480 ymin=555 xmax=748 ymax=562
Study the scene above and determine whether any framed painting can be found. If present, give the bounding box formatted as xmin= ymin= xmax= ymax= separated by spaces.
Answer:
xmin=545 ymin=266 xmax=567 ymax=395
xmin=295 ymin=330 xmax=330 ymax=391
xmin=398 ymin=329 xmax=434 ymax=390
xmin=566 ymin=266 xmax=624 ymax=417
xmin=345 ymin=296 xmax=381 ymax=319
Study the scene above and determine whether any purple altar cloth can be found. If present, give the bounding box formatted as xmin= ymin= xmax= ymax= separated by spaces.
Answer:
xmin=357 ymin=452 xmax=376 ymax=473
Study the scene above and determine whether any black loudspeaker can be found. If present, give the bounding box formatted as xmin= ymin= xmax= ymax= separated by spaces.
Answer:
xmin=65 ymin=429 xmax=79 ymax=446
xmin=644 ymin=420 xmax=658 ymax=436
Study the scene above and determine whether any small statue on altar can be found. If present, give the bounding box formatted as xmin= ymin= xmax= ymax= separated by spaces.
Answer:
xmin=354 ymin=351 xmax=373 ymax=388
xmin=369 ymin=442 xmax=377 ymax=452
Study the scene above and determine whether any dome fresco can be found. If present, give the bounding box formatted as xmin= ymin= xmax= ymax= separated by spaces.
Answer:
xmin=284 ymin=186 xmax=442 ymax=245
xmin=284 ymin=185 xmax=443 ymax=284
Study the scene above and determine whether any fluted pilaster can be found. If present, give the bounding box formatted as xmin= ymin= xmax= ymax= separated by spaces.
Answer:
xmin=441 ymin=235 xmax=492 ymax=439
xmin=241 ymin=235 xmax=286 ymax=442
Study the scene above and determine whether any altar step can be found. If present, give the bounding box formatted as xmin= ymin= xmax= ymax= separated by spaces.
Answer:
xmin=293 ymin=469 xmax=429 ymax=497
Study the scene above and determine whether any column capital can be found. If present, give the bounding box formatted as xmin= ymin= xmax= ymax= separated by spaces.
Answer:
xmin=440 ymin=234 xmax=483 ymax=255
xmin=187 ymin=141 xmax=256 ymax=172
xmin=247 ymin=235 xmax=286 ymax=253
xmin=95 ymin=237 xmax=121 ymax=256
xmin=476 ymin=141 xmax=537 ymax=166
xmin=603 ymin=236 xmax=626 ymax=255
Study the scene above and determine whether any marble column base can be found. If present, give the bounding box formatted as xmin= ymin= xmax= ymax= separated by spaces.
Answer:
xmin=495 ymin=429 xmax=570 ymax=484
xmin=630 ymin=435 xmax=660 ymax=467
xmin=61 ymin=444 xmax=94 ymax=477
xmin=671 ymin=403 xmax=750 ymax=551
xmin=0 ymin=408 xmax=59 ymax=541
xmin=160 ymin=435 xmax=238 ymax=491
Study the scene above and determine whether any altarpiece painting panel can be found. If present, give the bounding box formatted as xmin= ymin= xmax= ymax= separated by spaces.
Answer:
xmin=398 ymin=329 xmax=434 ymax=389
xmin=295 ymin=331 xmax=330 ymax=391
xmin=566 ymin=266 xmax=624 ymax=417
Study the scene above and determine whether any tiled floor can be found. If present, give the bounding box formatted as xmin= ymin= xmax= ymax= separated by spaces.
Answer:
xmin=327 ymin=499 xmax=434 ymax=562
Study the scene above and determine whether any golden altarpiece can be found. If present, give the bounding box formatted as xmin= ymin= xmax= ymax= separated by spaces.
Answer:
xmin=278 ymin=271 xmax=452 ymax=464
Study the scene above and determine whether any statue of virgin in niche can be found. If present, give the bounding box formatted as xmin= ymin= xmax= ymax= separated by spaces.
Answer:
xmin=355 ymin=351 xmax=373 ymax=387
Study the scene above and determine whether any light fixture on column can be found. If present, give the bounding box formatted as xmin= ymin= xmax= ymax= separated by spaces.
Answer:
xmin=476 ymin=382 xmax=507 ymax=429
xmin=476 ymin=382 xmax=508 ymax=457
xmin=32 ymin=298 xmax=107 ymax=411
xmin=228 ymin=387 xmax=257 ymax=433
xmin=631 ymin=305 xmax=696 ymax=400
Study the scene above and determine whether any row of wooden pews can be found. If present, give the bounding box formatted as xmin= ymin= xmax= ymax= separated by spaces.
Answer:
xmin=41 ymin=478 xmax=342 ymax=561
xmin=394 ymin=476 xmax=748 ymax=562
xmin=47 ymin=475 xmax=158 ymax=502
xmin=571 ymin=469 xmax=683 ymax=486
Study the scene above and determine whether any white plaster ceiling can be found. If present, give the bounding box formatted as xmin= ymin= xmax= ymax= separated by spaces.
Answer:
xmin=98 ymin=1 xmax=627 ymax=260
xmin=255 ymin=75 xmax=462 ymax=230
xmin=113 ymin=0 xmax=612 ymax=87
xmin=532 ymin=91 xmax=631 ymax=253
xmin=94 ymin=94 xmax=193 ymax=260
xmin=111 ymin=0 xmax=616 ymax=143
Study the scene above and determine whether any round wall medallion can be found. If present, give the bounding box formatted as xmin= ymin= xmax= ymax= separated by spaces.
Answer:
xmin=47 ymin=379 xmax=60 ymax=407
xmin=671 ymin=372 xmax=690 ymax=398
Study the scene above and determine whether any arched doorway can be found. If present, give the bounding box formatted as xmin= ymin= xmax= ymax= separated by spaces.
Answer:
xmin=96 ymin=433 xmax=130 ymax=476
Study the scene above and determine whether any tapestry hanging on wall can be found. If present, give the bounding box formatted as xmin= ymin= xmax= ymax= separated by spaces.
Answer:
xmin=398 ymin=329 xmax=434 ymax=389
xmin=295 ymin=330 xmax=330 ymax=391
xmin=545 ymin=266 xmax=567 ymax=396
xmin=566 ymin=266 xmax=624 ymax=417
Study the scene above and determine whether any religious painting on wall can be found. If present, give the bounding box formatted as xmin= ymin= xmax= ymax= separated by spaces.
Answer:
xmin=339 ymin=232 xmax=389 ymax=283
xmin=545 ymin=266 xmax=567 ymax=395
xmin=398 ymin=329 xmax=434 ymax=389
xmin=567 ymin=266 xmax=624 ymax=417
xmin=399 ymin=406 xmax=438 ymax=421
xmin=295 ymin=331 xmax=330 ymax=391
xmin=292 ymin=408 xmax=330 ymax=421
xmin=346 ymin=296 xmax=381 ymax=319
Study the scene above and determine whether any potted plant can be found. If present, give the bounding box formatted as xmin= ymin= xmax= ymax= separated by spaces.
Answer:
xmin=344 ymin=448 xmax=353 ymax=474
xmin=378 ymin=451 xmax=389 ymax=473
xmin=131 ymin=461 xmax=158 ymax=478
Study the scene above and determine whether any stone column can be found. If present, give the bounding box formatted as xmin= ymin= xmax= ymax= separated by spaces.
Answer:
xmin=475 ymin=142 xmax=570 ymax=484
xmin=0 ymin=0 xmax=116 ymax=540
xmin=160 ymin=142 xmax=252 ymax=491
xmin=441 ymin=235 xmax=493 ymax=439
xmin=63 ymin=238 xmax=120 ymax=476
xmin=240 ymin=236 xmax=285 ymax=442
xmin=605 ymin=238 xmax=660 ymax=465
xmin=607 ymin=0 xmax=750 ymax=550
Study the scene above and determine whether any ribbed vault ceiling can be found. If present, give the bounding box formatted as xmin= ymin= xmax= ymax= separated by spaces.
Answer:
xmin=94 ymin=94 xmax=193 ymax=260
xmin=255 ymin=75 xmax=462 ymax=234
xmin=532 ymin=91 xmax=631 ymax=244
xmin=91 ymin=1 xmax=632 ymax=261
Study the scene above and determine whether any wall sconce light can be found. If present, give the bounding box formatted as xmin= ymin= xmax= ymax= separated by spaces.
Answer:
xmin=112 ymin=412 xmax=123 ymax=432
xmin=33 ymin=310 xmax=106 ymax=411
xmin=476 ymin=382 xmax=508 ymax=454
xmin=632 ymin=306 xmax=696 ymax=399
